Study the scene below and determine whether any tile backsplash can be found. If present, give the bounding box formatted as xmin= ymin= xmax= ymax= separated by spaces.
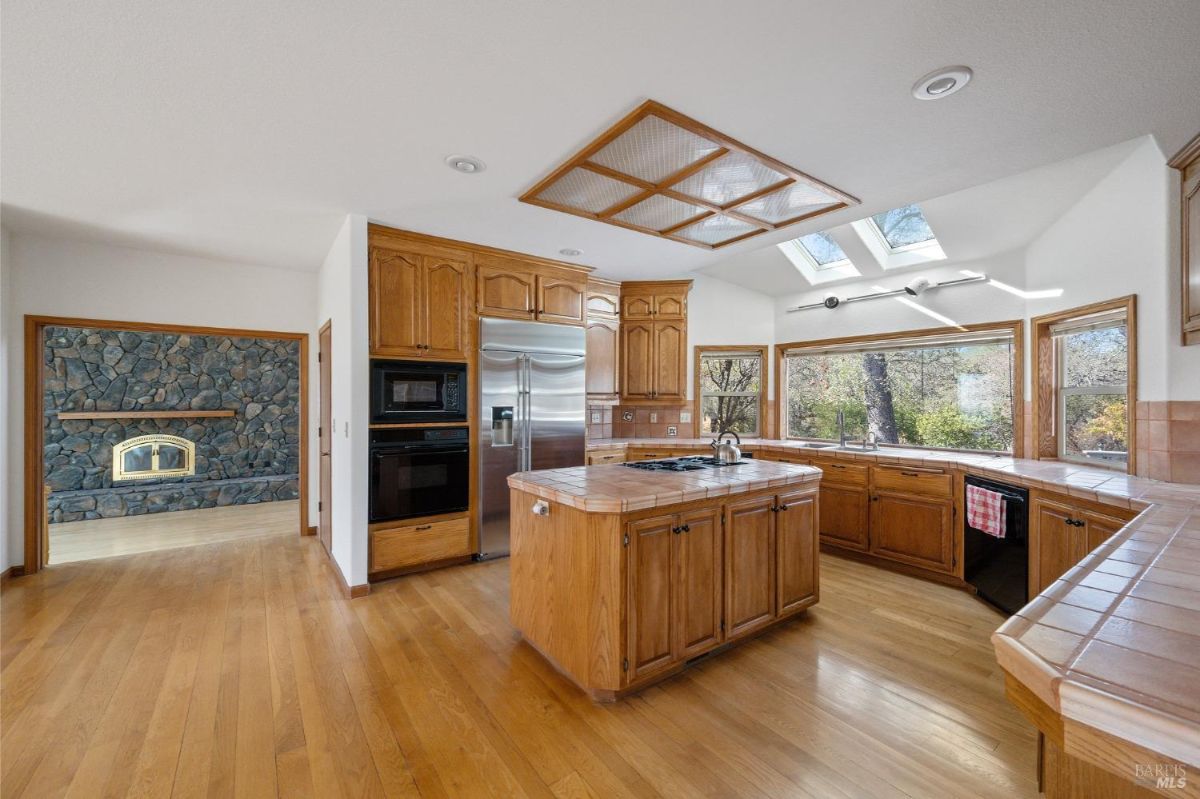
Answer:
xmin=587 ymin=402 xmax=696 ymax=439
xmin=1136 ymin=401 xmax=1200 ymax=484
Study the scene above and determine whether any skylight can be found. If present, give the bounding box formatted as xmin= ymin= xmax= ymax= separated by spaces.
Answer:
xmin=795 ymin=232 xmax=848 ymax=269
xmin=868 ymin=204 xmax=937 ymax=251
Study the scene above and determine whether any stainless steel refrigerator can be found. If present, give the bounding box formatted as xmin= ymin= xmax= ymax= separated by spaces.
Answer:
xmin=477 ymin=318 xmax=586 ymax=559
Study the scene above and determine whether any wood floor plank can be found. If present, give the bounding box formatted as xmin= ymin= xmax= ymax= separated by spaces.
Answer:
xmin=1 ymin=532 xmax=1041 ymax=799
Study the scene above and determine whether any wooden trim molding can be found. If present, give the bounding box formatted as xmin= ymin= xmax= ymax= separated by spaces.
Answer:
xmin=1169 ymin=131 xmax=1200 ymax=347
xmin=23 ymin=315 xmax=311 ymax=575
xmin=1030 ymin=296 xmax=1137 ymax=474
xmin=774 ymin=320 xmax=1025 ymax=457
xmin=692 ymin=345 xmax=769 ymax=438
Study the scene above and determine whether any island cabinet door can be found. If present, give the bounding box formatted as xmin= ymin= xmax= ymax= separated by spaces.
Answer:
xmin=723 ymin=496 xmax=777 ymax=640
xmin=775 ymin=490 xmax=818 ymax=617
xmin=674 ymin=507 xmax=723 ymax=660
xmin=626 ymin=514 xmax=676 ymax=681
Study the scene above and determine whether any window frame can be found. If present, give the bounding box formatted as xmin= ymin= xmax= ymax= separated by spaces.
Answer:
xmin=774 ymin=320 xmax=1025 ymax=455
xmin=792 ymin=231 xmax=851 ymax=270
xmin=693 ymin=345 xmax=768 ymax=438
xmin=1032 ymin=297 xmax=1137 ymax=473
xmin=866 ymin=205 xmax=939 ymax=254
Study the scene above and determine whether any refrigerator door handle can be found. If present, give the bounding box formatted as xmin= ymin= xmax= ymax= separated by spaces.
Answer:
xmin=523 ymin=355 xmax=533 ymax=471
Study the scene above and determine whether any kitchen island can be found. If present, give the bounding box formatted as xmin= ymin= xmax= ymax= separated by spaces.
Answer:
xmin=507 ymin=457 xmax=821 ymax=700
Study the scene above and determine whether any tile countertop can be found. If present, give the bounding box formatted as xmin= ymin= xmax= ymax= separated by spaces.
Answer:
xmin=506 ymin=458 xmax=821 ymax=515
xmin=577 ymin=438 xmax=1200 ymax=767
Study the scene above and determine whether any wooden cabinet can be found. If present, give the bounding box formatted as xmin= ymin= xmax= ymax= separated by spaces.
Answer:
xmin=369 ymin=516 xmax=470 ymax=575
xmin=818 ymin=484 xmax=870 ymax=551
xmin=626 ymin=506 xmax=723 ymax=680
xmin=776 ymin=490 xmax=819 ymax=616
xmin=1170 ymin=132 xmax=1200 ymax=345
xmin=869 ymin=492 xmax=954 ymax=574
xmin=585 ymin=449 xmax=626 ymax=465
xmin=724 ymin=495 xmax=776 ymax=639
xmin=1029 ymin=493 xmax=1134 ymax=594
xmin=476 ymin=256 xmax=586 ymax=325
xmin=369 ymin=243 xmax=471 ymax=360
xmin=619 ymin=281 xmax=691 ymax=402
xmin=585 ymin=279 xmax=621 ymax=400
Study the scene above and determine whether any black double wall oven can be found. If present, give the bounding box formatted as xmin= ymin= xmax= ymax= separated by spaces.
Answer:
xmin=369 ymin=360 xmax=470 ymax=524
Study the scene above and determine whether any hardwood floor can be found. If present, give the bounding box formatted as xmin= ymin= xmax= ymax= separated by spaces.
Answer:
xmin=48 ymin=501 xmax=299 ymax=564
xmin=1 ymin=532 xmax=1039 ymax=798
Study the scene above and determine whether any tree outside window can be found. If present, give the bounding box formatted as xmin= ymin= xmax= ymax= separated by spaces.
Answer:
xmin=1057 ymin=321 xmax=1128 ymax=468
xmin=699 ymin=350 xmax=763 ymax=436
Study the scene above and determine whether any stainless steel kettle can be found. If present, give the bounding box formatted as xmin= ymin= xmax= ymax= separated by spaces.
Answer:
xmin=711 ymin=430 xmax=742 ymax=464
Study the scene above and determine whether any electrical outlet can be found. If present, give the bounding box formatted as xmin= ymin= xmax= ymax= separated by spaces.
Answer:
xmin=622 ymin=411 xmax=634 ymax=422
xmin=590 ymin=411 xmax=602 ymax=424
xmin=650 ymin=412 xmax=658 ymax=423
xmin=680 ymin=411 xmax=692 ymax=423
xmin=667 ymin=426 xmax=678 ymax=436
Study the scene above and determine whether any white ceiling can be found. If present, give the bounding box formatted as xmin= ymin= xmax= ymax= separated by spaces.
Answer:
xmin=3 ymin=1 xmax=1199 ymax=279
xmin=700 ymin=136 xmax=1143 ymax=294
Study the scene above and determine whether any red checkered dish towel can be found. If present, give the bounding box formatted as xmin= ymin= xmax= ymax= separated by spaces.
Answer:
xmin=966 ymin=485 xmax=1007 ymax=538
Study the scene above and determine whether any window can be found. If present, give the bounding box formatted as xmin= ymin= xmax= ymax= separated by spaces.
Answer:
xmin=1032 ymin=297 xmax=1135 ymax=473
xmin=697 ymin=348 xmax=766 ymax=437
xmin=869 ymin=204 xmax=937 ymax=251
xmin=795 ymin=232 xmax=849 ymax=269
xmin=783 ymin=324 xmax=1020 ymax=453
xmin=1052 ymin=308 xmax=1131 ymax=469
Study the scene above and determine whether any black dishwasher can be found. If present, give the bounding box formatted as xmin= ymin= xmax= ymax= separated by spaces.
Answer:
xmin=963 ymin=475 xmax=1029 ymax=616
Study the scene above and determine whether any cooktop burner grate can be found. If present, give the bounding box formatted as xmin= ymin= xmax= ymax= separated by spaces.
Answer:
xmin=622 ymin=456 xmax=748 ymax=471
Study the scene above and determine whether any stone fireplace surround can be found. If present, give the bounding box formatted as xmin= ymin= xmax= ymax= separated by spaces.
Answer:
xmin=44 ymin=326 xmax=300 ymax=522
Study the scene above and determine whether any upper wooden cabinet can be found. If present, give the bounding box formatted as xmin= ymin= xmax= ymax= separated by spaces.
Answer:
xmin=585 ymin=279 xmax=621 ymax=401
xmin=585 ymin=279 xmax=620 ymax=320
xmin=619 ymin=280 xmax=691 ymax=402
xmin=476 ymin=255 xmax=586 ymax=326
xmin=1170 ymin=132 xmax=1200 ymax=345
xmin=621 ymin=281 xmax=689 ymax=320
xmin=369 ymin=238 xmax=471 ymax=360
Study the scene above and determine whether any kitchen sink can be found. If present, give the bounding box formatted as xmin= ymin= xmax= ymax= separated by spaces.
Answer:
xmin=795 ymin=442 xmax=838 ymax=449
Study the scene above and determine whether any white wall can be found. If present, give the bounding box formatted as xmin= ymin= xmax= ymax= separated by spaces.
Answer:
xmin=685 ymin=275 xmax=776 ymax=401
xmin=1 ymin=232 xmax=319 ymax=570
xmin=315 ymin=215 xmax=370 ymax=588
xmin=1 ymin=226 xmax=14 ymax=569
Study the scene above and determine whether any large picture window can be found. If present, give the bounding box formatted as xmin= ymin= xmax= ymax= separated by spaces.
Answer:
xmin=696 ymin=347 xmax=766 ymax=437
xmin=782 ymin=324 xmax=1020 ymax=453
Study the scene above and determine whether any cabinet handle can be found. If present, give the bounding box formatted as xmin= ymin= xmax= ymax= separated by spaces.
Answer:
xmin=414 ymin=524 xmax=432 ymax=531
xmin=828 ymin=464 xmax=846 ymax=469
xmin=672 ymin=525 xmax=682 ymax=534
xmin=900 ymin=471 xmax=922 ymax=477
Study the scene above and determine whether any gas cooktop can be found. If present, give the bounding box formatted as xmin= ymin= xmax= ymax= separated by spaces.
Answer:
xmin=622 ymin=456 xmax=748 ymax=472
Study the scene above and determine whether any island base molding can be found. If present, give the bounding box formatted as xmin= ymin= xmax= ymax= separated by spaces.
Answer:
xmin=508 ymin=483 xmax=820 ymax=700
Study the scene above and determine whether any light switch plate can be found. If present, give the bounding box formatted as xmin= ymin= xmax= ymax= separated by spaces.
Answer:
xmin=667 ymin=426 xmax=677 ymax=436
xmin=650 ymin=412 xmax=658 ymax=423
xmin=680 ymin=411 xmax=692 ymax=423
xmin=590 ymin=412 xmax=602 ymax=423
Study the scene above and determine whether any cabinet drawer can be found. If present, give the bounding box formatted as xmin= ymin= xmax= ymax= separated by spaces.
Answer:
xmin=586 ymin=450 xmax=627 ymax=465
xmin=812 ymin=460 xmax=868 ymax=487
xmin=370 ymin=517 xmax=470 ymax=573
xmin=872 ymin=465 xmax=952 ymax=498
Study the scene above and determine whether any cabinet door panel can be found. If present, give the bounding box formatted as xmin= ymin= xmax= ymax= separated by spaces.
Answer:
xmin=622 ymin=294 xmax=654 ymax=320
xmin=653 ymin=291 xmax=687 ymax=320
xmin=1083 ymin=511 xmax=1127 ymax=552
xmin=819 ymin=485 xmax=869 ymax=551
xmin=1031 ymin=497 xmax=1082 ymax=594
xmin=776 ymin=491 xmax=818 ymax=616
xmin=652 ymin=321 xmax=686 ymax=400
xmin=586 ymin=320 xmax=619 ymax=397
xmin=675 ymin=507 xmax=723 ymax=658
xmin=538 ymin=276 xmax=586 ymax=325
xmin=627 ymin=515 xmax=675 ymax=681
xmin=477 ymin=262 xmax=537 ymax=320
xmin=586 ymin=288 xmax=620 ymax=319
xmin=370 ymin=247 xmax=423 ymax=357
xmin=724 ymin=496 xmax=776 ymax=639
xmin=423 ymin=256 xmax=470 ymax=359
xmin=869 ymin=493 xmax=954 ymax=573
xmin=621 ymin=322 xmax=654 ymax=399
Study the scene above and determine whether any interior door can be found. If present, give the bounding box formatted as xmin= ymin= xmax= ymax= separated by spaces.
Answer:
xmin=319 ymin=322 xmax=333 ymax=554
xmin=675 ymin=506 xmax=723 ymax=659
xmin=724 ymin=495 xmax=776 ymax=639
xmin=627 ymin=514 xmax=676 ymax=682
xmin=479 ymin=350 xmax=522 ymax=558
xmin=776 ymin=490 xmax=818 ymax=616
xmin=527 ymin=352 xmax=585 ymax=472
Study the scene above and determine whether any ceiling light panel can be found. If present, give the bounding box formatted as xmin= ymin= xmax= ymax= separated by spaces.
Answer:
xmin=521 ymin=100 xmax=858 ymax=249
xmin=611 ymin=194 xmax=708 ymax=231
xmin=535 ymin=167 xmax=643 ymax=214
xmin=671 ymin=151 xmax=787 ymax=205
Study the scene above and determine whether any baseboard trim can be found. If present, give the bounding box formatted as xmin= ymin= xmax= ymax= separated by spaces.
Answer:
xmin=1 ymin=565 xmax=27 ymax=582
xmin=305 ymin=525 xmax=317 ymax=536
xmin=325 ymin=548 xmax=370 ymax=599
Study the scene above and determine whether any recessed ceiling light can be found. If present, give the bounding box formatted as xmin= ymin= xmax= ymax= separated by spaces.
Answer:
xmin=558 ymin=248 xmax=583 ymax=257
xmin=445 ymin=154 xmax=486 ymax=174
xmin=912 ymin=66 xmax=973 ymax=100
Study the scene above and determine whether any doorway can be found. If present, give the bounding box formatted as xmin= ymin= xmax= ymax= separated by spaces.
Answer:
xmin=319 ymin=320 xmax=332 ymax=554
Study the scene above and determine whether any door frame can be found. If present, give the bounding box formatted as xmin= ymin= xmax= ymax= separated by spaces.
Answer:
xmin=317 ymin=319 xmax=332 ymax=554
xmin=23 ymin=314 xmax=311 ymax=575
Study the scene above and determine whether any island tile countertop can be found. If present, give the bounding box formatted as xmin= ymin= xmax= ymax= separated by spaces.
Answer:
xmin=580 ymin=437 xmax=1200 ymax=766
xmin=506 ymin=458 xmax=821 ymax=514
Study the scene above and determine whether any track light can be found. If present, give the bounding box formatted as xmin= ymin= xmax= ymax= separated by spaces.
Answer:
xmin=904 ymin=277 xmax=932 ymax=296
xmin=787 ymin=274 xmax=987 ymax=313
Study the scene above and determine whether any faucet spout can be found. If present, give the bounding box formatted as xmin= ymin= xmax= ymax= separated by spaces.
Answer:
xmin=837 ymin=410 xmax=846 ymax=447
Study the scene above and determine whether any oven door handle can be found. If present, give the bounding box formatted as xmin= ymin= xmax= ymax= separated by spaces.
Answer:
xmin=371 ymin=445 xmax=469 ymax=456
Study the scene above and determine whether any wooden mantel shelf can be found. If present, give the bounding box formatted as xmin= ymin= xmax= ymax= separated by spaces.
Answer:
xmin=56 ymin=410 xmax=236 ymax=420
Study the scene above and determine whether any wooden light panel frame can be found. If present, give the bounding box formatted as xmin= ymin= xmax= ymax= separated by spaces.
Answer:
xmin=520 ymin=100 xmax=859 ymax=250
xmin=1030 ymin=295 xmax=1137 ymax=475
xmin=774 ymin=320 xmax=1026 ymax=456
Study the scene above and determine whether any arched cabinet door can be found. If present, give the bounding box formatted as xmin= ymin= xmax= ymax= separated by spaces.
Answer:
xmin=621 ymin=322 xmax=654 ymax=400
xmin=370 ymin=247 xmax=423 ymax=357
xmin=424 ymin=256 xmax=470 ymax=360
xmin=476 ymin=259 xmax=537 ymax=321
xmin=537 ymin=276 xmax=585 ymax=325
